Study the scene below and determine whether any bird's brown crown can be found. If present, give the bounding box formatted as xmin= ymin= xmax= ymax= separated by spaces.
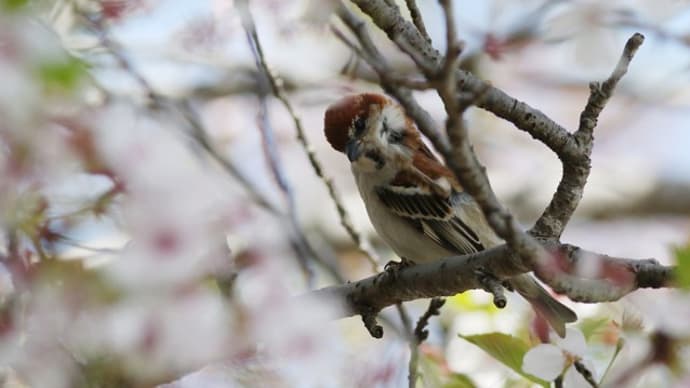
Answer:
xmin=323 ymin=93 xmax=388 ymax=152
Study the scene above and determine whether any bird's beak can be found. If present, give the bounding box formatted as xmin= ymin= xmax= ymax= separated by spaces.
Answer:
xmin=345 ymin=139 xmax=362 ymax=162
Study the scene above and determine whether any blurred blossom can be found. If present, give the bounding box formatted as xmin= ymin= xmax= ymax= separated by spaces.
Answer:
xmin=0 ymin=263 xmax=14 ymax=303
xmin=413 ymin=0 xmax=552 ymax=59
xmin=236 ymin=256 xmax=346 ymax=386
xmin=627 ymin=0 xmax=690 ymax=25
xmin=542 ymin=1 xmax=620 ymax=71
xmin=350 ymin=339 xmax=409 ymax=387
xmin=296 ymin=0 xmax=338 ymax=26
xmin=523 ymin=328 xmax=597 ymax=387
xmin=92 ymin=104 xmax=234 ymax=289
xmin=73 ymin=287 xmax=234 ymax=379
xmin=0 ymin=0 xmax=688 ymax=387
xmin=627 ymin=289 xmax=690 ymax=337
xmin=0 ymin=286 xmax=81 ymax=388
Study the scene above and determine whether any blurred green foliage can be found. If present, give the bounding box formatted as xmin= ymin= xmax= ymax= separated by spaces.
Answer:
xmin=459 ymin=332 xmax=548 ymax=387
xmin=446 ymin=291 xmax=499 ymax=314
xmin=577 ymin=317 xmax=610 ymax=340
xmin=418 ymin=351 xmax=478 ymax=388
xmin=1 ymin=0 xmax=28 ymax=12
xmin=443 ymin=373 xmax=477 ymax=388
xmin=674 ymin=244 xmax=690 ymax=289
xmin=36 ymin=57 xmax=87 ymax=93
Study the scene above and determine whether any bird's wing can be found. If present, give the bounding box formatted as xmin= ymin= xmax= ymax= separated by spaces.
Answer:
xmin=375 ymin=185 xmax=484 ymax=254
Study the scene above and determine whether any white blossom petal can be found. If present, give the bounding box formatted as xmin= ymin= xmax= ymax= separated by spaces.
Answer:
xmin=523 ymin=344 xmax=565 ymax=381
xmin=555 ymin=328 xmax=587 ymax=357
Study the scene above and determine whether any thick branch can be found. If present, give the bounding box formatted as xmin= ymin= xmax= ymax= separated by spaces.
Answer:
xmin=539 ymin=244 xmax=672 ymax=302
xmin=429 ymin=0 xmax=546 ymax=266
xmin=306 ymin=242 xmax=673 ymax=320
xmin=336 ymin=1 xmax=659 ymax=323
xmin=347 ymin=0 xmax=645 ymax=243
xmin=404 ymin=0 xmax=431 ymax=45
xmin=342 ymin=0 xmax=544 ymax=281
xmin=531 ymin=33 xmax=644 ymax=238
xmin=340 ymin=0 xmax=556 ymax=264
xmin=348 ymin=0 xmax=581 ymax=160
xmin=575 ymin=33 xmax=645 ymax=147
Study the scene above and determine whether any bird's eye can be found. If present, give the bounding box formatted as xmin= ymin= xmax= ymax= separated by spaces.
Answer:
xmin=353 ymin=117 xmax=366 ymax=137
xmin=388 ymin=130 xmax=404 ymax=143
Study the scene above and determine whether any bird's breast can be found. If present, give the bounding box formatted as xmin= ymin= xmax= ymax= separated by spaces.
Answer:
xmin=356 ymin=179 xmax=453 ymax=263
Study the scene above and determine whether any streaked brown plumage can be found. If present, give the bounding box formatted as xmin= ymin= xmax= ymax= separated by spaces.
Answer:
xmin=324 ymin=93 xmax=577 ymax=336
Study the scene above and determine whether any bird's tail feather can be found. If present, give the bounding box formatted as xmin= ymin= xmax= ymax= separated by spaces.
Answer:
xmin=510 ymin=274 xmax=577 ymax=338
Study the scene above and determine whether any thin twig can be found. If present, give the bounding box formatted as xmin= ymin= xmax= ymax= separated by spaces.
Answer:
xmin=576 ymin=33 xmax=645 ymax=147
xmin=414 ymin=297 xmax=445 ymax=342
xmin=78 ymin=8 xmax=341 ymax=286
xmin=348 ymin=0 xmax=582 ymax=161
xmin=476 ymin=270 xmax=507 ymax=308
xmin=239 ymin=0 xmax=381 ymax=272
xmin=437 ymin=0 xmax=463 ymax=94
xmin=399 ymin=298 xmax=446 ymax=388
xmin=77 ymin=11 xmax=280 ymax=215
xmin=432 ymin=0 xmax=547 ymax=265
xmin=331 ymin=26 xmax=432 ymax=91
xmin=254 ymin=94 xmax=315 ymax=284
xmin=531 ymin=33 xmax=645 ymax=239
xmin=573 ymin=360 xmax=599 ymax=388
xmin=410 ymin=299 xmax=444 ymax=387
xmin=361 ymin=307 xmax=384 ymax=338
xmin=336 ymin=4 xmax=448 ymax=151
xmin=404 ymin=0 xmax=431 ymax=44
xmin=394 ymin=303 xmax=418 ymax=388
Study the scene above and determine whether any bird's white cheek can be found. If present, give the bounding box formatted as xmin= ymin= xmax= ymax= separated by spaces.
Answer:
xmin=351 ymin=158 xmax=379 ymax=173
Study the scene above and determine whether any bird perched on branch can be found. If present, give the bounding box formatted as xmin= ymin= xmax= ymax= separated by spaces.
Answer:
xmin=324 ymin=93 xmax=576 ymax=337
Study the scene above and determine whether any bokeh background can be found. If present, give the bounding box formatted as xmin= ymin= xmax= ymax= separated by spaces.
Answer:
xmin=1 ymin=0 xmax=689 ymax=387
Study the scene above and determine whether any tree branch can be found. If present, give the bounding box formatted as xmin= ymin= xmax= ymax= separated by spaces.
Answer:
xmin=238 ymin=0 xmax=384 ymax=277
xmin=305 ymin=242 xmax=673 ymax=321
xmin=407 ymin=297 xmax=444 ymax=388
xmin=404 ymin=0 xmax=431 ymax=45
xmin=348 ymin=0 xmax=582 ymax=161
xmin=78 ymin=10 xmax=280 ymax=216
xmin=335 ymin=0 xmax=660 ymax=338
xmin=532 ymin=33 xmax=645 ymax=238
xmin=336 ymin=4 xmax=447 ymax=150
xmin=339 ymin=0 xmax=549 ymax=268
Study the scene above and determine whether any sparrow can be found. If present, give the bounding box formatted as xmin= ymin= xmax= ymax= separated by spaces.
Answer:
xmin=323 ymin=93 xmax=576 ymax=337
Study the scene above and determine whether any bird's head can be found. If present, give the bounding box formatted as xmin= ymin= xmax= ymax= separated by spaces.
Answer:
xmin=324 ymin=93 xmax=420 ymax=175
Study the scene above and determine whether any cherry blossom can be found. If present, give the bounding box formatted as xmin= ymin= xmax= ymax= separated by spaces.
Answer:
xmin=523 ymin=328 xmax=597 ymax=387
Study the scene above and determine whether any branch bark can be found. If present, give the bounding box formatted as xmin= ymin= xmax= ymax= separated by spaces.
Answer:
xmin=332 ymin=0 xmax=665 ymax=338
xmin=306 ymin=242 xmax=673 ymax=320
xmin=532 ymin=32 xmax=645 ymax=238
xmin=348 ymin=0 xmax=581 ymax=162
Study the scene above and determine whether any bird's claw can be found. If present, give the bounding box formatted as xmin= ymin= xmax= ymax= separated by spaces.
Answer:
xmin=384 ymin=258 xmax=416 ymax=272
xmin=376 ymin=258 xmax=417 ymax=281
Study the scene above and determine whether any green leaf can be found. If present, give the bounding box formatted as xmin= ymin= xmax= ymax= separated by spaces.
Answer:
xmin=37 ymin=57 xmax=86 ymax=92
xmin=1 ymin=0 xmax=28 ymax=12
xmin=578 ymin=317 xmax=610 ymax=340
xmin=459 ymin=332 xmax=548 ymax=387
xmin=443 ymin=373 xmax=477 ymax=388
xmin=674 ymin=245 xmax=690 ymax=289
